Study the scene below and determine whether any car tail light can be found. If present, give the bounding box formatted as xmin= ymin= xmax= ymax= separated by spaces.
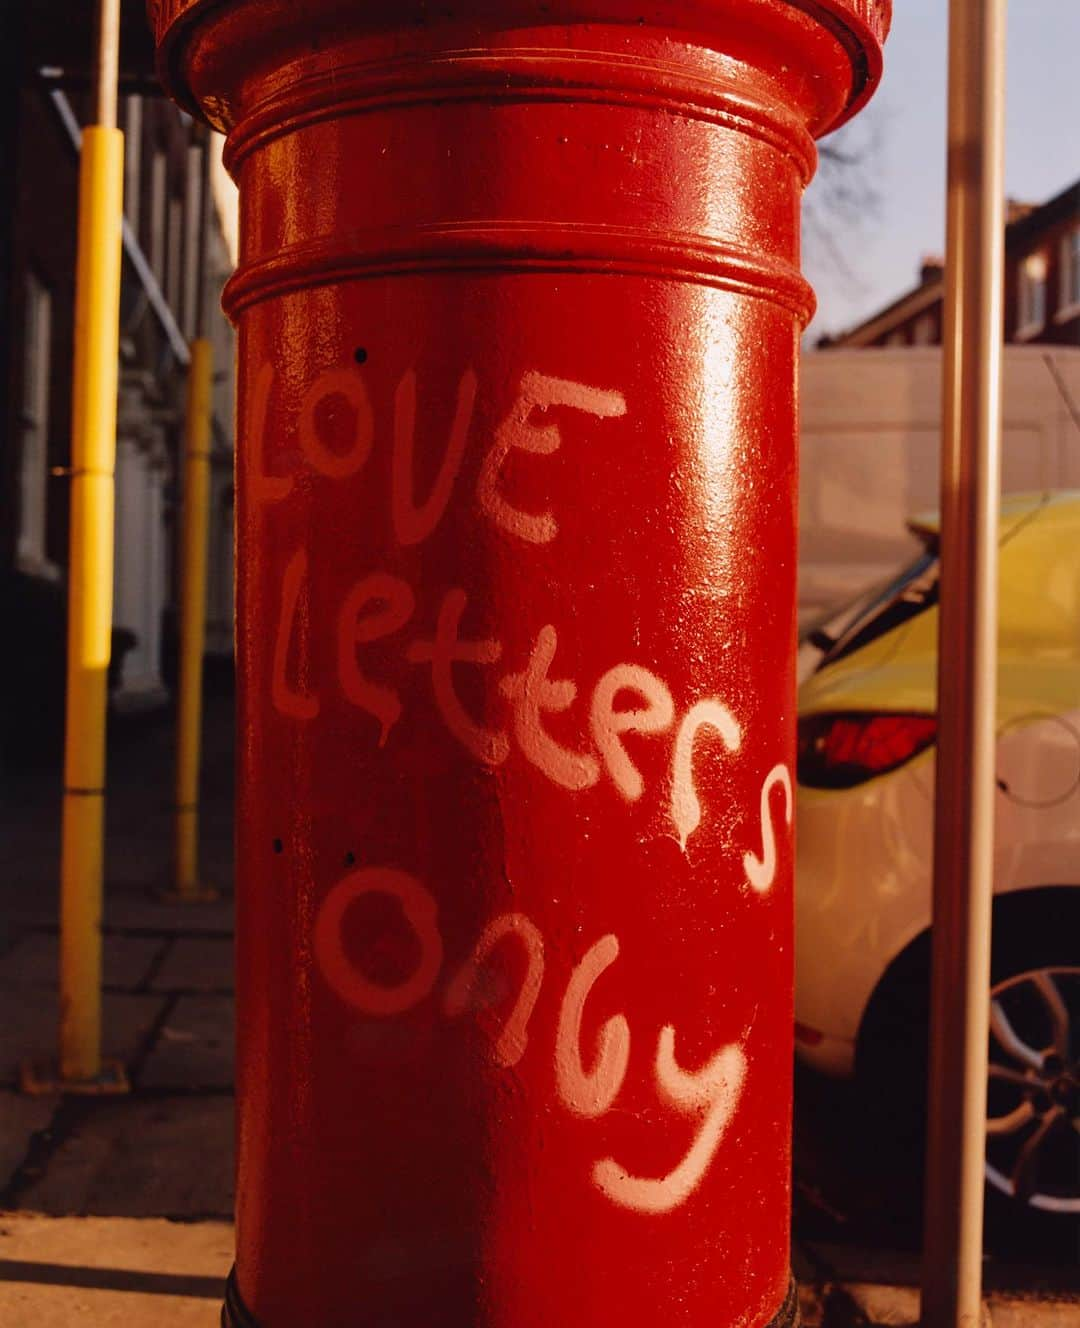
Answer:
xmin=797 ymin=712 xmax=937 ymax=789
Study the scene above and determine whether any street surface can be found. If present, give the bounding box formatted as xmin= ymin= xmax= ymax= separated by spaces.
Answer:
xmin=0 ymin=694 xmax=1076 ymax=1324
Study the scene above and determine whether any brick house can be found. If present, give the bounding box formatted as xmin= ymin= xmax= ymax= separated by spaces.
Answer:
xmin=820 ymin=179 xmax=1080 ymax=349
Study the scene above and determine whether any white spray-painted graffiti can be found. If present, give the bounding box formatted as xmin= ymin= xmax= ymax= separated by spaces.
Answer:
xmin=313 ymin=868 xmax=749 ymax=1216
xmin=255 ymin=360 xmax=786 ymax=853
xmin=743 ymin=763 xmax=793 ymax=894
xmin=593 ymin=1029 xmax=747 ymax=1214
xmin=444 ymin=912 xmax=545 ymax=1069
xmin=254 ymin=359 xmax=793 ymax=1213
xmin=555 ymin=934 xmax=630 ymax=1119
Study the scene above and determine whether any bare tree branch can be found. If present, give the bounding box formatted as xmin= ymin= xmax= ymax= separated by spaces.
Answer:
xmin=804 ymin=111 xmax=889 ymax=297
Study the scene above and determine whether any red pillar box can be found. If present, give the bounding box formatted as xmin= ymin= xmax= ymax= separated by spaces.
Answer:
xmin=150 ymin=4 xmax=887 ymax=1325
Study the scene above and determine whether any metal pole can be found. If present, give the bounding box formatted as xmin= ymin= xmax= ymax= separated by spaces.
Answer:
xmin=173 ymin=335 xmax=215 ymax=899
xmin=169 ymin=112 xmax=218 ymax=902
xmin=45 ymin=84 xmax=192 ymax=364
xmin=921 ymin=0 xmax=1005 ymax=1322
xmin=55 ymin=0 xmax=126 ymax=1088
xmin=92 ymin=0 xmax=119 ymax=131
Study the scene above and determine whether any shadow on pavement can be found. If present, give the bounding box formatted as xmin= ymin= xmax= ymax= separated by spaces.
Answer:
xmin=793 ymin=1061 xmax=1080 ymax=1291
xmin=0 ymin=1258 xmax=222 ymax=1299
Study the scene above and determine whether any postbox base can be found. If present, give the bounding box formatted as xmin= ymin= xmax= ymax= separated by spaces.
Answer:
xmin=221 ymin=1271 xmax=256 ymax=1328
xmin=220 ymin=1268 xmax=800 ymax=1327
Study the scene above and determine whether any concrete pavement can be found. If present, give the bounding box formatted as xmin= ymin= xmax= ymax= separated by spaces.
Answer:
xmin=0 ymin=1214 xmax=230 ymax=1327
xmin=1 ymin=694 xmax=1076 ymax=1325
xmin=1 ymin=698 xmax=235 ymax=1324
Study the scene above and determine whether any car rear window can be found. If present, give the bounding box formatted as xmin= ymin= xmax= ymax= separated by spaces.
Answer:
xmin=816 ymin=551 xmax=939 ymax=671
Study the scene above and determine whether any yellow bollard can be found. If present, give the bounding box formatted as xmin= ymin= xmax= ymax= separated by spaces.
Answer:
xmin=59 ymin=125 xmax=126 ymax=1087
xmin=21 ymin=125 xmax=130 ymax=1094
xmin=20 ymin=0 xmax=129 ymax=1096
xmin=171 ymin=338 xmax=218 ymax=900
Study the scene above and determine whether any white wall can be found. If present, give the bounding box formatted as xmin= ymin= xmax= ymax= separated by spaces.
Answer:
xmin=799 ymin=346 xmax=1080 ymax=621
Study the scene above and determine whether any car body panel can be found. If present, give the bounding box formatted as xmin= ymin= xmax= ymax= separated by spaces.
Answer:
xmin=796 ymin=758 xmax=931 ymax=1072
xmin=795 ymin=492 xmax=1080 ymax=1074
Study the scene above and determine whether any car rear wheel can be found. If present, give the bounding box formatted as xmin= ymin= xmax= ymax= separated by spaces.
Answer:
xmin=984 ymin=965 xmax=1080 ymax=1214
xmin=856 ymin=892 xmax=1080 ymax=1242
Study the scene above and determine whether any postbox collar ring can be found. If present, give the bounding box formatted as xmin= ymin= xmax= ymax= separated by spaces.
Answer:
xmin=150 ymin=0 xmax=890 ymax=142
xmin=219 ymin=45 xmax=820 ymax=184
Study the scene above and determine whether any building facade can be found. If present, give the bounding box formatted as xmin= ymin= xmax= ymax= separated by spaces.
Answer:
xmin=1 ymin=46 xmax=235 ymax=766
xmin=820 ymin=181 xmax=1080 ymax=350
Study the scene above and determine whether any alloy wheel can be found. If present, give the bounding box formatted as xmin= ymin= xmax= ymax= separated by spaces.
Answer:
xmin=985 ymin=966 xmax=1080 ymax=1213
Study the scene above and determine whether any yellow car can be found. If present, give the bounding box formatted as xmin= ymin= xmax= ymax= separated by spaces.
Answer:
xmin=795 ymin=491 xmax=1080 ymax=1218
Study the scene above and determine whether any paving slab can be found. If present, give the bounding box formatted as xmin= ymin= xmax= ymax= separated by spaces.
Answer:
xmin=151 ymin=938 xmax=234 ymax=992
xmin=798 ymin=1280 xmax=1080 ymax=1328
xmin=991 ymin=1294 xmax=1080 ymax=1327
xmin=843 ymin=1281 xmax=922 ymax=1326
xmin=0 ymin=1213 xmax=232 ymax=1327
xmin=103 ymin=833 xmax=174 ymax=892
xmin=0 ymin=881 xmax=61 ymax=940
xmin=139 ymin=997 xmax=234 ymax=1091
xmin=104 ymin=886 xmax=235 ymax=936
xmin=0 ymin=934 xmax=165 ymax=990
xmin=805 ymin=1239 xmax=1080 ymax=1300
xmin=805 ymin=1242 xmax=921 ymax=1289
xmin=1 ymin=991 xmax=166 ymax=1087
xmin=0 ymin=1091 xmax=58 ymax=1191
xmin=18 ymin=1096 xmax=233 ymax=1219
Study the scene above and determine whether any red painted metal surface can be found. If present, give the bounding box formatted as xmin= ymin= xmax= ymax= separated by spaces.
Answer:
xmin=151 ymin=4 xmax=887 ymax=1325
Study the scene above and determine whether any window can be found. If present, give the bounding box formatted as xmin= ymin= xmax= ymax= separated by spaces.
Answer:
xmin=1059 ymin=229 xmax=1080 ymax=315
xmin=17 ymin=272 xmax=55 ymax=576
xmin=1017 ymin=251 xmax=1047 ymax=335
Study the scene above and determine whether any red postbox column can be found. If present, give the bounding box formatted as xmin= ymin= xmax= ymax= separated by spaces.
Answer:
xmin=150 ymin=4 xmax=887 ymax=1325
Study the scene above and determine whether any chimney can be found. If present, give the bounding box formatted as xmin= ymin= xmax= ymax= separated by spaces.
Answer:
xmin=919 ymin=255 xmax=944 ymax=285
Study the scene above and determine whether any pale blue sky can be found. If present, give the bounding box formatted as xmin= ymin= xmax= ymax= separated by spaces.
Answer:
xmin=804 ymin=0 xmax=1080 ymax=341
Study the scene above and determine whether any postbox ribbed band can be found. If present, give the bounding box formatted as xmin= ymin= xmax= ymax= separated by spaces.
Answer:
xmin=220 ymin=49 xmax=818 ymax=180
xmin=222 ymin=224 xmax=817 ymax=327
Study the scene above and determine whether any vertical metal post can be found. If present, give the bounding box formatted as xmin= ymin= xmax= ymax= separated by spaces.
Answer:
xmin=173 ymin=336 xmax=215 ymax=898
xmin=56 ymin=0 xmax=125 ymax=1087
xmin=922 ymin=0 xmax=1006 ymax=1323
xmin=170 ymin=112 xmax=217 ymax=901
